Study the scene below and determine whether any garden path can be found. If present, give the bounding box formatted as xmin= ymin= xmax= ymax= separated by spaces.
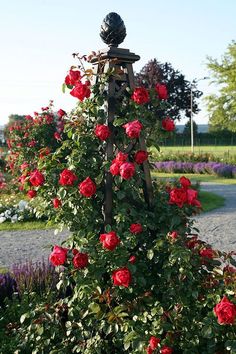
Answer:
xmin=195 ymin=183 xmax=236 ymax=252
xmin=0 ymin=183 xmax=235 ymax=268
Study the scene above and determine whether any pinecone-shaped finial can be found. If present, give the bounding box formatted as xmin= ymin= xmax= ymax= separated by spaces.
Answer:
xmin=100 ymin=12 xmax=126 ymax=47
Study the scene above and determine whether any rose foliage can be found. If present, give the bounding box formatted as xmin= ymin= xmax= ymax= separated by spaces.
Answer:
xmin=7 ymin=55 xmax=236 ymax=353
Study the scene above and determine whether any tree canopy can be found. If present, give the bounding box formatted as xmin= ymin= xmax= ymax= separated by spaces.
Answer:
xmin=206 ymin=41 xmax=236 ymax=132
xmin=135 ymin=59 xmax=203 ymax=121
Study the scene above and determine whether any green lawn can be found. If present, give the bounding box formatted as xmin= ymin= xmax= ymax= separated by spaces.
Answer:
xmin=0 ymin=220 xmax=54 ymax=231
xmin=157 ymin=145 xmax=236 ymax=158
xmin=152 ymin=171 xmax=236 ymax=184
xmin=199 ymin=190 xmax=225 ymax=212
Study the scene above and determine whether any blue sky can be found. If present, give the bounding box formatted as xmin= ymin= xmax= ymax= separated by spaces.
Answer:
xmin=0 ymin=0 xmax=235 ymax=125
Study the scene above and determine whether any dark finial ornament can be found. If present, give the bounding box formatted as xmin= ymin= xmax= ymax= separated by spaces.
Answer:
xmin=100 ymin=12 xmax=126 ymax=47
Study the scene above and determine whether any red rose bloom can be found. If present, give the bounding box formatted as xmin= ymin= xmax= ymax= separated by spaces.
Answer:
xmin=79 ymin=177 xmax=96 ymax=197
xmin=73 ymin=252 xmax=89 ymax=269
xmin=134 ymin=150 xmax=148 ymax=164
xmin=116 ymin=151 xmax=128 ymax=162
xmin=130 ymin=223 xmax=143 ymax=234
xmin=53 ymin=198 xmax=62 ymax=208
xmin=120 ymin=162 xmax=135 ymax=180
xmin=169 ymin=187 xmax=187 ymax=208
xmin=49 ymin=245 xmax=68 ymax=266
xmin=110 ymin=162 xmax=120 ymax=176
xmin=57 ymin=109 xmax=66 ymax=117
xmin=70 ymin=81 xmax=91 ymax=101
xmin=99 ymin=231 xmax=120 ymax=251
xmin=112 ymin=267 xmax=132 ymax=287
xmin=149 ymin=336 xmax=161 ymax=350
xmin=180 ymin=176 xmax=191 ymax=189
xmin=155 ymin=83 xmax=168 ymax=100
xmin=65 ymin=69 xmax=81 ymax=86
xmin=29 ymin=169 xmax=45 ymax=187
xmin=54 ymin=132 xmax=62 ymax=141
xmin=162 ymin=117 xmax=175 ymax=131
xmin=129 ymin=255 xmax=136 ymax=264
xmin=95 ymin=124 xmax=111 ymax=141
xmin=59 ymin=169 xmax=77 ymax=186
xmin=169 ymin=231 xmax=178 ymax=239
xmin=27 ymin=190 xmax=37 ymax=199
xmin=199 ymin=248 xmax=215 ymax=259
xmin=160 ymin=346 xmax=173 ymax=354
xmin=187 ymin=189 xmax=201 ymax=208
xmin=123 ymin=120 xmax=143 ymax=139
xmin=214 ymin=296 xmax=236 ymax=325
xmin=131 ymin=87 xmax=150 ymax=105
xmin=146 ymin=347 xmax=153 ymax=354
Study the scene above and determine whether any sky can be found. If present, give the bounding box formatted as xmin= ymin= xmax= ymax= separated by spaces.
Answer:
xmin=0 ymin=0 xmax=235 ymax=126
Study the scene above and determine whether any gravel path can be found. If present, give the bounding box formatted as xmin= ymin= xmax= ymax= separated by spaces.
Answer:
xmin=195 ymin=183 xmax=236 ymax=252
xmin=0 ymin=229 xmax=69 ymax=268
xmin=0 ymin=183 xmax=235 ymax=268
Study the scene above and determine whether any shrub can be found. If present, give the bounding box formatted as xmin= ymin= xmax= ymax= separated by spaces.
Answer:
xmin=7 ymin=54 xmax=236 ymax=353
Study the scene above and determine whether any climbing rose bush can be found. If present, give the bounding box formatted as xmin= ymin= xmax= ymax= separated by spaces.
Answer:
xmin=7 ymin=53 xmax=236 ymax=354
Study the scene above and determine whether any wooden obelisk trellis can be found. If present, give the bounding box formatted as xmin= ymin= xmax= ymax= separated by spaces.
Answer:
xmin=91 ymin=13 xmax=154 ymax=226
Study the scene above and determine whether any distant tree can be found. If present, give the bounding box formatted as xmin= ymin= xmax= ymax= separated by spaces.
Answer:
xmin=205 ymin=41 xmax=236 ymax=132
xmin=135 ymin=59 xmax=203 ymax=121
xmin=4 ymin=114 xmax=26 ymax=138
xmin=183 ymin=119 xmax=198 ymax=136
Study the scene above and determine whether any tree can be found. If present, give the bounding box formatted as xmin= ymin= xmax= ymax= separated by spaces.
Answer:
xmin=183 ymin=119 xmax=198 ymax=136
xmin=206 ymin=41 xmax=236 ymax=132
xmin=4 ymin=114 xmax=26 ymax=138
xmin=135 ymin=59 xmax=203 ymax=121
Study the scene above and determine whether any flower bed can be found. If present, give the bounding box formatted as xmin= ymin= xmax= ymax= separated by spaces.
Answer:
xmin=154 ymin=161 xmax=236 ymax=178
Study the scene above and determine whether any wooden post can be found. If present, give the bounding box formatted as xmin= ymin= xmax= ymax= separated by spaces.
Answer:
xmin=91 ymin=13 xmax=154 ymax=225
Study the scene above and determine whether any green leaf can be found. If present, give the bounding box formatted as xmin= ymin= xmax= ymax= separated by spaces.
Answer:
xmin=89 ymin=302 xmax=101 ymax=314
xmin=105 ymin=224 xmax=112 ymax=233
xmin=147 ymin=249 xmax=154 ymax=260
xmin=20 ymin=312 xmax=30 ymax=324
xmin=201 ymin=325 xmax=213 ymax=338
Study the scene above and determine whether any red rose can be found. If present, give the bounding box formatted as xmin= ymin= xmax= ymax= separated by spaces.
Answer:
xmin=123 ymin=120 xmax=143 ymax=139
xmin=79 ymin=177 xmax=96 ymax=197
xmin=20 ymin=162 xmax=29 ymax=171
xmin=65 ymin=69 xmax=81 ymax=86
xmin=70 ymin=81 xmax=91 ymax=101
xmin=73 ymin=252 xmax=89 ymax=269
xmin=180 ymin=176 xmax=191 ymax=189
xmin=160 ymin=346 xmax=173 ymax=354
xmin=120 ymin=162 xmax=135 ymax=180
xmin=155 ymin=84 xmax=168 ymax=100
xmin=53 ymin=198 xmax=62 ymax=208
xmin=72 ymin=248 xmax=79 ymax=255
xmin=146 ymin=347 xmax=153 ymax=354
xmin=214 ymin=296 xmax=236 ymax=325
xmin=169 ymin=231 xmax=178 ymax=239
xmin=162 ymin=117 xmax=175 ymax=131
xmin=28 ymin=140 xmax=37 ymax=147
xmin=49 ymin=245 xmax=68 ymax=266
xmin=186 ymin=189 xmax=201 ymax=208
xmin=134 ymin=150 xmax=148 ymax=164
xmin=110 ymin=162 xmax=120 ymax=176
xmin=169 ymin=187 xmax=187 ymax=208
xmin=112 ymin=267 xmax=132 ymax=287
xmin=99 ymin=231 xmax=120 ymax=251
xmin=186 ymin=236 xmax=199 ymax=249
xmin=116 ymin=152 xmax=128 ymax=162
xmin=95 ymin=124 xmax=111 ymax=141
xmin=131 ymin=87 xmax=149 ymax=105
xmin=130 ymin=223 xmax=143 ymax=234
xmin=59 ymin=169 xmax=77 ymax=186
xmin=129 ymin=255 xmax=136 ymax=264
xmin=199 ymin=248 xmax=215 ymax=259
xmin=25 ymin=115 xmax=33 ymax=121
xmin=149 ymin=336 xmax=161 ymax=350
xmin=54 ymin=132 xmax=62 ymax=141
xmin=57 ymin=109 xmax=66 ymax=117
xmin=29 ymin=169 xmax=45 ymax=187
xmin=27 ymin=190 xmax=37 ymax=199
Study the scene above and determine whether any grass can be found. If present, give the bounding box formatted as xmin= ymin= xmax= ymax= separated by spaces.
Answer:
xmin=199 ymin=190 xmax=225 ymax=212
xmin=157 ymin=145 xmax=236 ymax=158
xmin=0 ymin=220 xmax=54 ymax=231
xmin=152 ymin=171 xmax=236 ymax=184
